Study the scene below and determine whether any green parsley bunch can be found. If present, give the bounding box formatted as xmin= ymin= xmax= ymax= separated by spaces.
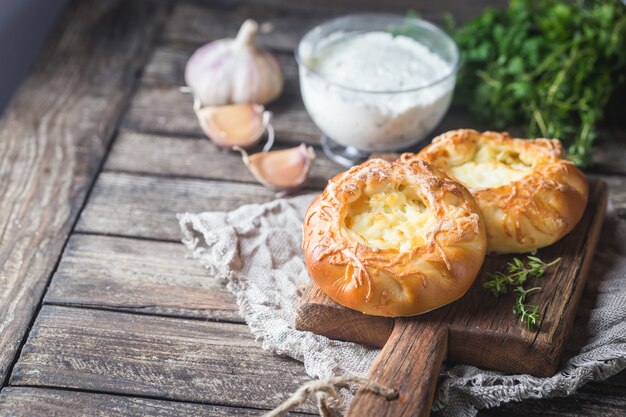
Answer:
xmin=452 ymin=0 xmax=626 ymax=166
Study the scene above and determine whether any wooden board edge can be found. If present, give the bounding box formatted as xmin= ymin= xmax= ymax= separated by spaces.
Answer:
xmin=547 ymin=180 xmax=609 ymax=373
xmin=295 ymin=180 xmax=609 ymax=377
xmin=449 ymin=180 xmax=609 ymax=377
xmin=295 ymin=285 xmax=393 ymax=348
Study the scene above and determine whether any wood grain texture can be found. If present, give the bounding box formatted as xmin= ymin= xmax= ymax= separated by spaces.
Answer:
xmin=105 ymin=131 xmax=344 ymax=189
xmin=122 ymin=78 xmax=489 ymax=150
xmin=162 ymin=3 xmax=333 ymax=52
xmin=121 ymin=85 xmax=204 ymax=138
xmin=0 ymin=387 xmax=268 ymax=417
xmin=478 ymin=390 xmax=626 ymax=417
xmin=44 ymin=234 xmax=240 ymax=321
xmin=162 ymin=1 xmax=510 ymax=50
xmin=348 ymin=318 xmax=448 ymax=417
xmin=295 ymin=285 xmax=394 ymax=348
xmin=10 ymin=306 xmax=315 ymax=413
xmin=104 ymin=133 xmax=625 ymax=221
xmin=76 ymin=172 xmax=278 ymax=241
xmin=0 ymin=0 xmax=165 ymax=385
xmin=122 ymin=84 xmax=322 ymax=145
xmin=122 ymin=83 xmax=499 ymax=151
xmin=297 ymin=180 xmax=607 ymax=377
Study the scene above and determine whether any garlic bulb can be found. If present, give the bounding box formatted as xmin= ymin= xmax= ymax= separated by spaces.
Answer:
xmin=194 ymin=102 xmax=273 ymax=150
xmin=185 ymin=19 xmax=284 ymax=106
xmin=236 ymin=144 xmax=316 ymax=191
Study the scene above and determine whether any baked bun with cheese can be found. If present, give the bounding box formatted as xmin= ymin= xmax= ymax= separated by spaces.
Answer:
xmin=302 ymin=158 xmax=486 ymax=317
xmin=404 ymin=129 xmax=588 ymax=253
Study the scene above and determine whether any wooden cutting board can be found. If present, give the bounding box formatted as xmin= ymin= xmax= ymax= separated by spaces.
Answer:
xmin=295 ymin=179 xmax=607 ymax=417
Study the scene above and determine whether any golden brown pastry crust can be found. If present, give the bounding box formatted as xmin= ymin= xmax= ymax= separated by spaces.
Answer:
xmin=406 ymin=129 xmax=588 ymax=253
xmin=302 ymin=158 xmax=486 ymax=317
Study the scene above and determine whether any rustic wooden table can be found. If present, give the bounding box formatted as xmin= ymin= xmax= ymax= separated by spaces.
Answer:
xmin=0 ymin=1 xmax=624 ymax=416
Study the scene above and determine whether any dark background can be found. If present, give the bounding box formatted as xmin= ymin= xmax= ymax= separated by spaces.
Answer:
xmin=0 ymin=0 xmax=67 ymax=115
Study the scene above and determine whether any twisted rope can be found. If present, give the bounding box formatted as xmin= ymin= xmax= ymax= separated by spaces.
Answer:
xmin=264 ymin=375 xmax=398 ymax=417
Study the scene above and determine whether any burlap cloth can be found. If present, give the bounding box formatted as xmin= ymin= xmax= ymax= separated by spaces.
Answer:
xmin=179 ymin=194 xmax=626 ymax=416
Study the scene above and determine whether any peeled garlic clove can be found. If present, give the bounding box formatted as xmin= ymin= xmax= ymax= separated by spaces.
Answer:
xmin=195 ymin=103 xmax=269 ymax=149
xmin=239 ymin=144 xmax=316 ymax=191
xmin=185 ymin=19 xmax=284 ymax=106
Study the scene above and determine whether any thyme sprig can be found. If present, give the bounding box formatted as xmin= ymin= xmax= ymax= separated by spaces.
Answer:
xmin=450 ymin=0 xmax=626 ymax=166
xmin=484 ymin=256 xmax=561 ymax=329
xmin=513 ymin=286 xmax=542 ymax=329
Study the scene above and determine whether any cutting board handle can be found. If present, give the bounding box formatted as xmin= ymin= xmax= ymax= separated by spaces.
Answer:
xmin=346 ymin=318 xmax=448 ymax=417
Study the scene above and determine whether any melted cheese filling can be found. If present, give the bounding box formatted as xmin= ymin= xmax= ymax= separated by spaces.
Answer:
xmin=344 ymin=184 xmax=437 ymax=252
xmin=447 ymin=146 xmax=532 ymax=190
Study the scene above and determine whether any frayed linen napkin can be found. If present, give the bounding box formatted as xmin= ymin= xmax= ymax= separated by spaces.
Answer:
xmin=179 ymin=194 xmax=626 ymax=417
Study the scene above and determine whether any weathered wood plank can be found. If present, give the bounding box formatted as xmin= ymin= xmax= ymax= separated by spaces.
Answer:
xmin=105 ymin=131 xmax=344 ymax=189
xmin=44 ymin=234 xmax=240 ymax=321
xmin=162 ymin=1 xmax=510 ymax=50
xmin=10 ymin=306 xmax=315 ymax=413
xmin=0 ymin=0 xmax=165 ymax=384
xmin=121 ymin=84 xmax=489 ymax=148
xmin=121 ymin=85 xmax=201 ymax=137
xmin=5 ymin=320 xmax=620 ymax=417
xmin=478 ymin=388 xmax=626 ymax=417
xmin=5 ymin=368 xmax=619 ymax=416
xmin=163 ymin=4 xmax=332 ymax=52
xmin=76 ymin=172 xmax=278 ymax=241
xmin=0 ymin=387 xmax=269 ymax=417
xmin=142 ymin=44 xmax=190 ymax=87
xmin=121 ymin=84 xmax=321 ymax=145
xmin=78 ymin=175 xmax=624 ymax=248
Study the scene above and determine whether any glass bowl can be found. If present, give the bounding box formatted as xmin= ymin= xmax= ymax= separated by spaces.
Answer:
xmin=295 ymin=13 xmax=460 ymax=166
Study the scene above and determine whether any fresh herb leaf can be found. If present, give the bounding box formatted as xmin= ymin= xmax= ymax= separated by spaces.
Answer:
xmin=513 ymin=286 xmax=542 ymax=329
xmin=450 ymin=0 xmax=626 ymax=166
xmin=483 ymin=256 xmax=561 ymax=329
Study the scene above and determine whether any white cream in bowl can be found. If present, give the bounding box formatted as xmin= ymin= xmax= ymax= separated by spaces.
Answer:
xmin=298 ymin=22 xmax=458 ymax=154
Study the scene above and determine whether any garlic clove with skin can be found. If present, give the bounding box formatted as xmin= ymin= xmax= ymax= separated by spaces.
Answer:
xmin=185 ymin=19 xmax=284 ymax=107
xmin=195 ymin=103 xmax=273 ymax=150
xmin=236 ymin=144 xmax=316 ymax=191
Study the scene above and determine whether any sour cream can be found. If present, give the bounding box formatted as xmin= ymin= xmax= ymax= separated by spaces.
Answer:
xmin=299 ymin=31 xmax=456 ymax=152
